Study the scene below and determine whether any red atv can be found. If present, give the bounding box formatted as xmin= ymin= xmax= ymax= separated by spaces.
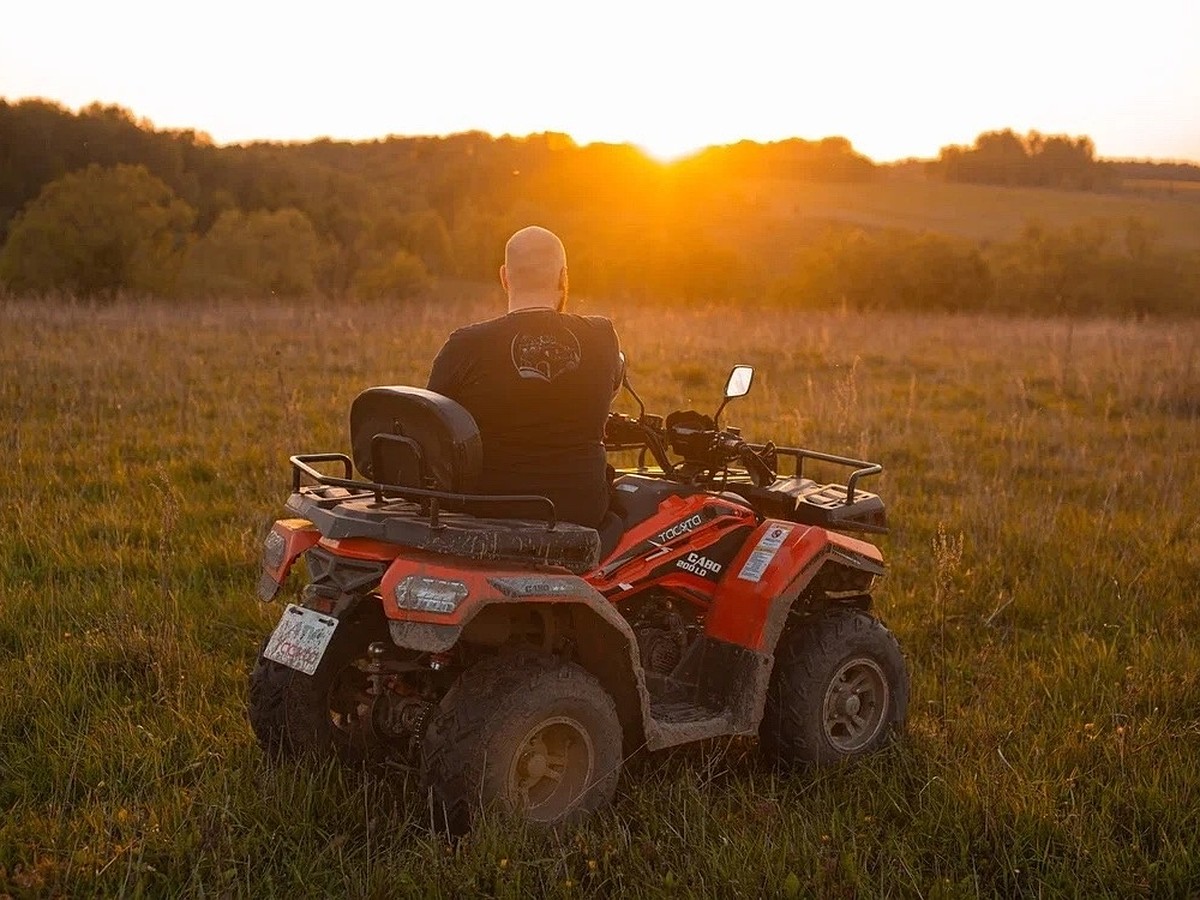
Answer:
xmin=249 ymin=364 xmax=907 ymax=831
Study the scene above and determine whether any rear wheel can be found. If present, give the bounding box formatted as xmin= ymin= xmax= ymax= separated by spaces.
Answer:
xmin=421 ymin=651 xmax=622 ymax=834
xmin=248 ymin=607 xmax=395 ymax=763
xmin=760 ymin=607 xmax=908 ymax=767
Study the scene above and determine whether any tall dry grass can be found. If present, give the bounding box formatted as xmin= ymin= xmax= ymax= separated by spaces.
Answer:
xmin=1 ymin=295 xmax=1198 ymax=897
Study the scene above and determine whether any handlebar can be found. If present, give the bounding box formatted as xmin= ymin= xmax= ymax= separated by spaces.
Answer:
xmin=605 ymin=411 xmax=882 ymax=500
xmin=606 ymin=413 xmax=771 ymax=486
xmin=735 ymin=442 xmax=775 ymax=487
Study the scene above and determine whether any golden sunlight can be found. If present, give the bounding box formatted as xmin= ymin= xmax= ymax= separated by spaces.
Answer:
xmin=633 ymin=134 xmax=710 ymax=164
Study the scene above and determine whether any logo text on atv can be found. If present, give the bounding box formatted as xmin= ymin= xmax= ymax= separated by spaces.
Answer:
xmin=654 ymin=514 xmax=703 ymax=545
xmin=675 ymin=552 xmax=723 ymax=578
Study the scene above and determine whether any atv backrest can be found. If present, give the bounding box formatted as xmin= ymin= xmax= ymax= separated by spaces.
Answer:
xmin=349 ymin=387 xmax=482 ymax=493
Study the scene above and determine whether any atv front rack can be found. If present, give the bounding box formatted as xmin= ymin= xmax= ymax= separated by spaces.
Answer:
xmin=289 ymin=453 xmax=558 ymax=530
xmin=746 ymin=444 xmax=881 ymax=504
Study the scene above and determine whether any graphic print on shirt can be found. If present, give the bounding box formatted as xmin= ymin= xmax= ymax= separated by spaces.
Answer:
xmin=510 ymin=323 xmax=582 ymax=382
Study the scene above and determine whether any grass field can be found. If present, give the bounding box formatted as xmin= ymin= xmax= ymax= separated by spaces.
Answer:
xmin=2 ymin=295 xmax=1199 ymax=897
xmin=1120 ymin=179 xmax=1200 ymax=200
xmin=729 ymin=178 xmax=1200 ymax=271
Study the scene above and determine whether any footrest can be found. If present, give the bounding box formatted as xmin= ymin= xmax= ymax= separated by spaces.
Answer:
xmin=649 ymin=698 xmax=722 ymax=725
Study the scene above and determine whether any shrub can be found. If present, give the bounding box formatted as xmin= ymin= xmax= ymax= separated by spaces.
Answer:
xmin=0 ymin=163 xmax=194 ymax=296
xmin=178 ymin=207 xmax=323 ymax=298
xmin=351 ymin=248 xmax=431 ymax=300
xmin=781 ymin=227 xmax=992 ymax=312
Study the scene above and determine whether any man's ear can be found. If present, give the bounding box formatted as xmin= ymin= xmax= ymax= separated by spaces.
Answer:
xmin=556 ymin=267 xmax=569 ymax=312
xmin=499 ymin=264 xmax=509 ymax=293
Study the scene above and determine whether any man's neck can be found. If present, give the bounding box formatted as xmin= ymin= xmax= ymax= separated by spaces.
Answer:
xmin=507 ymin=296 xmax=558 ymax=313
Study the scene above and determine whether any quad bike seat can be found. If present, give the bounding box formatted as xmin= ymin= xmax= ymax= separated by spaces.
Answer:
xmin=292 ymin=386 xmax=601 ymax=573
xmin=350 ymin=386 xmax=482 ymax=492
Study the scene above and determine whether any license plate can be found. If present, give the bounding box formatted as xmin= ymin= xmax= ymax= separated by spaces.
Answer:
xmin=263 ymin=604 xmax=339 ymax=675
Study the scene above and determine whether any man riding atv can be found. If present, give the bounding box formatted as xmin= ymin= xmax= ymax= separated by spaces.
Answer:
xmin=427 ymin=226 xmax=622 ymax=528
xmin=250 ymin=240 xmax=907 ymax=833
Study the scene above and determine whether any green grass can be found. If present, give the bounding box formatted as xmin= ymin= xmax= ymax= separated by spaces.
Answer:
xmin=2 ymin=296 xmax=1199 ymax=897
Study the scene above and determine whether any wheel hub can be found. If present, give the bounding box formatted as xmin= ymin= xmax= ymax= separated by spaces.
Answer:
xmin=525 ymin=752 xmax=548 ymax=779
xmin=822 ymin=656 xmax=890 ymax=753
xmin=843 ymin=693 xmax=862 ymax=717
xmin=507 ymin=716 xmax=594 ymax=822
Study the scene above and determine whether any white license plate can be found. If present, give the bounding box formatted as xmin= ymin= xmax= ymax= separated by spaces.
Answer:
xmin=263 ymin=604 xmax=339 ymax=675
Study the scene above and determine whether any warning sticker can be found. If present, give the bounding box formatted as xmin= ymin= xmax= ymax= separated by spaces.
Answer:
xmin=737 ymin=524 xmax=793 ymax=583
xmin=757 ymin=525 xmax=791 ymax=551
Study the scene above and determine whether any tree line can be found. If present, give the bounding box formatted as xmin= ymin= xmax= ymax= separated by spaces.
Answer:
xmin=928 ymin=129 xmax=1200 ymax=191
xmin=0 ymin=99 xmax=1197 ymax=315
xmin=775 ymin=218 xmax=1198 ymax=317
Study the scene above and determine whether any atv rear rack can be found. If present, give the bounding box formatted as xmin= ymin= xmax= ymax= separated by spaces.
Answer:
xmin=289 ymin=453 xmax=558 ymax=529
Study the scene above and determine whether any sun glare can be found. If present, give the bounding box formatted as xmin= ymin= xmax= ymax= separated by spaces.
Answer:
xmin=632 ymin=135 xmax=710 ymax=164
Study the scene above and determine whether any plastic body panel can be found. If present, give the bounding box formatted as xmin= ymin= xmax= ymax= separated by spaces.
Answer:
xmin=258 ymin=518 xmax=322 ymax=600
xmin=585 ymin=487 xmax=759 ymax=608
xmin=705 ymin=523 xmax=885 ymax=652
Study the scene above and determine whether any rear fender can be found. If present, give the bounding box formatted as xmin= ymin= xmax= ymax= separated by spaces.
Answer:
xmin=379 ymin=553 xmax=654 ymax=752
xmin=257 ymin=519 xmax=321 ymax=601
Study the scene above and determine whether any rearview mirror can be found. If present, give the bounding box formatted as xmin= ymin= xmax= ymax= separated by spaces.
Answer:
xmin=724 ymin=365 xmax=754 ymax=399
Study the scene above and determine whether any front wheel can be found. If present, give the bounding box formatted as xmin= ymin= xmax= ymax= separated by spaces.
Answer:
xmin=421 ymin=651 xmax=622 ymax=834
xmin=760 ymin=607 xmax=908 ymax=767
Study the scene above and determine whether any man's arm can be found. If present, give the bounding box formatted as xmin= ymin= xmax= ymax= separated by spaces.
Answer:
xmin=586 ymin=314 xmax=624 ymax=398
xmin=427 ymin=333 xmax=465 ymax=399
xmin=609 ymin=322 xmax=623 ymax=398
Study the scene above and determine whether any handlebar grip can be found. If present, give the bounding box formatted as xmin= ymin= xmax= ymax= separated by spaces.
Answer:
xmin=737 ymin=443 xmax=775 ymax=487
xmin=605 ymin=414 xmax=645 ymax=444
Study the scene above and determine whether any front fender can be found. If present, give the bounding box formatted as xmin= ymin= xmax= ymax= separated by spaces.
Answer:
xmin=701 ymin=523 xmax=886 ymax=733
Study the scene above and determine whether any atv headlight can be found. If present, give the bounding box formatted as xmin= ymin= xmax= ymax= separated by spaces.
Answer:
xmin=393 ymin=575 xmax=469 ymax=615
xmin=263 ymin=530 xmax=288 ymax=571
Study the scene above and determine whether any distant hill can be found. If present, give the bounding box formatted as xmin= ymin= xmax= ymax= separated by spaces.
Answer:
xmin=740 ymin=178 xmax=1200 ymax=264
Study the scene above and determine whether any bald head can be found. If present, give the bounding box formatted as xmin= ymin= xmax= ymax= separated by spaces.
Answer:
xmin=501 ymin=226 xmax=568 ymax=311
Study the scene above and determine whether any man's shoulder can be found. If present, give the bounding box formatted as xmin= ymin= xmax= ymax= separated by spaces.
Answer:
xmin=567 ymin=314 xmax=618 ymax=342
xmin=441 ymin=313 xmax=513 ymax=349
xmin=572 ymin=313 xmax=614 ymax=328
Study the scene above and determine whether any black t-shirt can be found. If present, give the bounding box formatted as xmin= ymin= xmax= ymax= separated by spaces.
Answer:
xmin=427 ymin=308 xmax=621 ymax=527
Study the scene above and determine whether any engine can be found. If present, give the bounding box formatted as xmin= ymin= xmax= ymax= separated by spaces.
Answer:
xmin=627 ymin=594 xmax=699 ymax=676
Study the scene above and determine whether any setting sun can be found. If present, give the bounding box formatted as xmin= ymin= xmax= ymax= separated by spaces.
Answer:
xmin=632 ymin=134 xmax=712 ymax=163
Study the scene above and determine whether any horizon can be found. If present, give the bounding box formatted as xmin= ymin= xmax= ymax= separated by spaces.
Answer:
xmin=6 ymin=93 xmax=1200 ymax=167
xmin=3 ymin=0 xmax=1198 ymax=165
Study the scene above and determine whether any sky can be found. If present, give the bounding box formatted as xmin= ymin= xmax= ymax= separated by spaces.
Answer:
xmin=3 ymin=0 xmax=1199 ymax=163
